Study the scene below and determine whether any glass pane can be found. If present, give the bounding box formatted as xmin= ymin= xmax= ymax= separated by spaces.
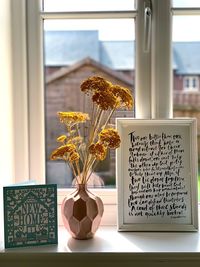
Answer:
xmin=173 ymin=0 xmax=200 ymax=8
xmin=43 ymin=0 xmax=135 ymax=12
xmin=193 ymin=77 xmax=197 ymax=87
xmin=44 ymin=19 xmax=135 ymax=188
xmin=173 ymin=16 xmax=200 ymax=41
xmin=172 ymin=15 xmax=200 ymax=200
xmin=186 ymin=78 xmax=190 ymax=88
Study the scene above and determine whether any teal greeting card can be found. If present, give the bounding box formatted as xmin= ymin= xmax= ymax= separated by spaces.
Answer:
xmin=3 ymin=184 xmax=57 ymax=248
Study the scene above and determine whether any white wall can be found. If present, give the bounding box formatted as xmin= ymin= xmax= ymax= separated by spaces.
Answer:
xmin=0 ymin=0 xmax=14 ymax=186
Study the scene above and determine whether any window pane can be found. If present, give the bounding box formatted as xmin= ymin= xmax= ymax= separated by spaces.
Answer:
xmin=184 ymin=78 xmax=190 ymax=88
xmin=193 ymin=77 xmax=197 ymax=88
xmin=43 ymin=0 xmax=135 ymax=12
xmin=173 ymin=16 xmax=200 ymax=42
xmin=173 ymin=0 xmax=200 ymax=8
xmin=172 ymin=15 xmax=200 ymax=199
xmin=44 ymin=19 xmax=135 ymax=188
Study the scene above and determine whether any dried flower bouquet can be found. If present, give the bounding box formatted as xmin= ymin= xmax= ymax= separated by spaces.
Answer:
xmin=50 ymin=76 xmax=133 ymax=185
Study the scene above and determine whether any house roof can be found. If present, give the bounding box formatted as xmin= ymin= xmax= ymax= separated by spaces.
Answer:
xmin=100 ymin=41 xmax=134 ymax=70
xmin=45 ymin=30 xmax=99 ymax=66
xmin=46 ymin=57 xmax=133 ymax=86
xmin=44 ymin=30 xmax=200 ymax=74
xmin=172 ymin=42 xmax=200 ymax=74
xmin=44 ymin=30 xmax=134 ymax=70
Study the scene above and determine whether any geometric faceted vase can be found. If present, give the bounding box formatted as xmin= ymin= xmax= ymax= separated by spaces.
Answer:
xmin=61 ymin=184 xmax=104 ymax=240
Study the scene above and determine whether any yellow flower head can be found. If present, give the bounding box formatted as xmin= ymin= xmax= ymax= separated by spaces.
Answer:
xmin=68 ymin=151 xmax=80 ymax=163
xmin=50 ymin=144 xmax=76 ymax=160
xmin=111 ymin=85 xmax=134 ymax=110
xmin=92 ymin=90 xmax=118 ymax=110
xmin=56 ymin=135 xmax=67 ymax=143
xmin=89 ymin=142 xmax=107 ymax=161
xmin=58 ymin=111 xmax=89 ymax=125
xmin=80 ymin=76 xmax=111 ymax=94
xmin=99 ymin=128 xmax=121 ymax=149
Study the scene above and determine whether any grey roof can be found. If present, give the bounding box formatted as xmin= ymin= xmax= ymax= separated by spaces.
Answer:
xmin=100 ymin=41 xmax=134 ymax=70
xmin=44 ymin=30 xmax=134 ymax=69
xmin=44 ymin=30 xmax=99 ymax=66
xmin=172 ymin=42 xmax=200 ymax=74
xmin=45 ymin=31 xmax=200 ymax=74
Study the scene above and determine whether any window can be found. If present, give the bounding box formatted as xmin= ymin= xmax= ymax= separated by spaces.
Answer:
xmin=41 ymin=1 xmax=171 ymax=187
xmin=183 ymin=76 xmax=199 ymax=91
xmin=43 ymin=0 xmax=135 ymax=12
xmin=9 ymin=0 xmax=193 ymax=225
xmin=172 ymin=0 xmax=200 ymax=203
xmin=43 ymin=15 xmax=135 ymax=187
xmin=26 ymin=0 xmax=172 ymax=225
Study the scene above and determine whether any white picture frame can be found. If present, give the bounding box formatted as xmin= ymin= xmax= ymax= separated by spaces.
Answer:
xmin=116 ymin=118 xmax=198 ymax=231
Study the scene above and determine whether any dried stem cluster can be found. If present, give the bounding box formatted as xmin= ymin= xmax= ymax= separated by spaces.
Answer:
xmin=50 ymin=76 xmax=134 ymax=184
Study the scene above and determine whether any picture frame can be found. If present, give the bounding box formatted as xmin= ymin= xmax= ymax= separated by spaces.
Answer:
xmin=116 ymin=118 xmax=198 ymax=231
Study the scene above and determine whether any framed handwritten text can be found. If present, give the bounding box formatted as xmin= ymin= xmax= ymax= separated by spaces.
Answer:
xmin=3 ymin=184 xmax=57 ymax=248
xmin=116 ymin=119 xmax=198 ymax=231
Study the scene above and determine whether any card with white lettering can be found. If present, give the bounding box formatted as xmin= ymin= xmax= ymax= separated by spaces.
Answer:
xmin=3 ymin=184 xmax=57 ymax=248
xmin=117 ymin=119 xmax=198 ymax=232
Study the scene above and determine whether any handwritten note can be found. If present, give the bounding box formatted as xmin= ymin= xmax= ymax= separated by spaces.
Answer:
xmin=127 ymin=131 xmax=189 ymax=221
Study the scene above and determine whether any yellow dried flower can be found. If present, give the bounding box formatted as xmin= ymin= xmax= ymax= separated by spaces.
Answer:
xmin=50 ymin=76 xmax=129 ymax=184
xmin=50 ymin=144 xmax=76 ymax=160
xmin=89 ymin=142 xmax=107 ymax=161
xmin=56 ymin=135 xmax=67 ymax=143
xmin=99 ymin=128 xmax=121 ymax=149
xmin=92 ymin=90 xmax=118 ymax=110
xmin=68 ymin=151 xmax=80 ymax=163
xmin=81 ymin=76 xmax=111 ymax=94
xmin=58 ymin=111 xmax=89 ymax=124
xmin=111 ymin=85 xmax=133 ymax=110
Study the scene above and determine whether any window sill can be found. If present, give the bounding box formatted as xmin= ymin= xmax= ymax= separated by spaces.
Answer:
xmin=1 ymin=226 xmax=200 ymax=267
xmin=1 ymin=225 xmax=200 ymax=253
xmin=183 ymin=89 xmax=200 ymax=93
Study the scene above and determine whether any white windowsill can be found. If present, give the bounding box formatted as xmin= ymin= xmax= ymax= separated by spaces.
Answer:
xmin=1 ymin=226 xmax=200 ymax=266
xmin=1 ymin=225 xmax=200 ymax=253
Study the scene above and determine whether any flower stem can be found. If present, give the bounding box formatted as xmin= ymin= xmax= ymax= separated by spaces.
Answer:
xmin=75 ymin=161 xmax=81 ymax=183
xmin=82 ymin=107 xmax=102 ymax=183
xmin=69 ymin=162 xmax=79 ymax=184
xmin=102 ymin=108 xmax=116 ymax=129
xmin=86 ymin=160 xmax=99 ymax=183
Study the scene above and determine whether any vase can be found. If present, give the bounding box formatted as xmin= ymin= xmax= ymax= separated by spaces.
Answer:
xmin=61 ymin=183 xmax=104 ymax=240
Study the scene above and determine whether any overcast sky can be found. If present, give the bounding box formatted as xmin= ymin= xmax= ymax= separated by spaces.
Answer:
xmin=44 ymin=0 xmax=200 ymax=41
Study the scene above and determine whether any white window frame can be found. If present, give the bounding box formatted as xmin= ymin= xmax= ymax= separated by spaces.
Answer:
xmin=9 ymin=0 xmax=173 ymax=225
xmin=183 ymin=76 xmax=199 ymax=92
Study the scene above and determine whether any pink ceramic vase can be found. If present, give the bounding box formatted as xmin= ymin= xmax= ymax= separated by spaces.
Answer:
xmin=61 ymin=184 xmax=104 ymax=240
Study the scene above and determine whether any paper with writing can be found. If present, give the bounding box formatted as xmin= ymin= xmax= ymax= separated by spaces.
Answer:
xmin=123 ymin=125 xmax=191 ymax=224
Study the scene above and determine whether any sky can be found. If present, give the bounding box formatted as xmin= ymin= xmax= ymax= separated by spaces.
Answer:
xmin=43 ymin=0 xmax=200 ymax=41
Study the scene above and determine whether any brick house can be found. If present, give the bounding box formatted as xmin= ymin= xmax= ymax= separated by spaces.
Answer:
xmin=172 ymin=42 xmax=200 ymax=155
xmin=45 ymin=31 xmax=200 ymax=186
